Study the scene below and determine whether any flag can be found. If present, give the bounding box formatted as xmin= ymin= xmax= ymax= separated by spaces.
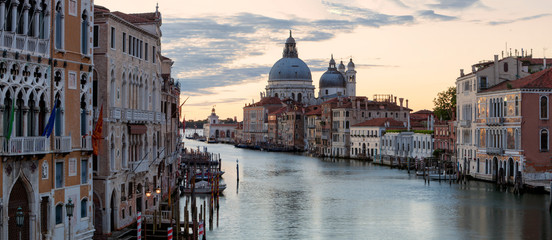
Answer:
xmin=6 ymin=100 xmax=15 ymax=141
xmin=92 ymin=105 xmax=103 ymax=155
xmin=42 ymin=99 xmax=58 ymax=138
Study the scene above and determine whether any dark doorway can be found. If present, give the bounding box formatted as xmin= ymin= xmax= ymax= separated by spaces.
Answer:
xmin=110 ymin=190 xmax=116 ymax=232
xmin=9 ymin=179 xmax=30 ymax=240
xmin=136 ymin=197 xmax=143 ymax=213
xmin=93 ymin=193 xmax=103 ymax=236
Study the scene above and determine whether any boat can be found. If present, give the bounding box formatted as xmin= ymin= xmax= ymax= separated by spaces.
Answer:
xmin=181 ymin=180 xmax=226 ymax=195
xmin=194 ymin=171 xmax=225 ymax=181
xmin=207 ymin=137 xmax=217 ymax=143
xmin=428 ymin=172 xmax=457 ymax=180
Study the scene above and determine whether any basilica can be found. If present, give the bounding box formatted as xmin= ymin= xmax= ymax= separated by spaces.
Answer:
xmin=264 ymin=31 xmax=357 ymax=104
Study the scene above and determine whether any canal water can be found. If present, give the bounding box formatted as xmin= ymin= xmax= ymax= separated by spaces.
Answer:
xmin=180 ymin=133 xmax=551 ymax=239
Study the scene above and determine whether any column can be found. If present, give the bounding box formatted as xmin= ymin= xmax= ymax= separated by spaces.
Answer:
xmin=0 ymin=1 xmax=5 ymax=32
xmin=11 ymin=3 xmax=16 ymax=33
xmin=23 ymin=2 xmax=29 ymax=35
xmin=33 ymin=107 xmax=39 ymax=136
xmin=34 ymin=9 xmax=39 ymax=37
xmin=22 ymin=106 xmax=29 ymax=136
xmin=0 ymin=105 xmax=4 ymax=137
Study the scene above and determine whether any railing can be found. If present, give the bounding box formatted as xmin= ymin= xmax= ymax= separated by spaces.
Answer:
xmin=486 ymin=147 xmax=503 ymax=155
xmin=459 ymin=120 xmax=471 ymax=128
xmin=82 ymin=135 xmax=92 ymax=151
xmin=486 ymin=117 xmax=504 ymax=126
xmin=110 ymin=108 xmax=121 ymax=120
xmin=1 ymin=32 xmax=49 ymax=55
xmin=0 ymin=136 xmax=49 ymax=155
xmin=54 ymin=136 xmax=71 ymax=153
xmin=131 ymin=160 xmax=150 ymax=173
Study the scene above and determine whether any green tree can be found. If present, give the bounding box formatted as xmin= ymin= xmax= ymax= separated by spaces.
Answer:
xmin=433 ymin=86 xmax=456 ymax=120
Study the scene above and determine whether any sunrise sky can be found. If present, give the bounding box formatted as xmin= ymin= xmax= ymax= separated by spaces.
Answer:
xmin=95 ymin=0 xmax=552 ymax=121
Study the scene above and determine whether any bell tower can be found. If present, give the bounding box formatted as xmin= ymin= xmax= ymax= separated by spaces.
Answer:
xmin=346 ymin=58 xmax=356 ymax=97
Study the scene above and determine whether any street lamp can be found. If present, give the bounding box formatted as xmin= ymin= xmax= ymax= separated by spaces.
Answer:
xmin=145 ymin=190 xmax=152 ymax=197
xmin=66 ymin=198 xmax=74 ymax=240
xmin=16 ymin=206 xmax=23 ymax=240
xmin=155 ymin=187 xmax=161 ymax=194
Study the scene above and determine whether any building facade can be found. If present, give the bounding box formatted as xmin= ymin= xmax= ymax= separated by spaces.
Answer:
xmin=92 ymin=5 xmax=169 ymax=235
xmin=0 ymin=0 xmax=95 ymax=239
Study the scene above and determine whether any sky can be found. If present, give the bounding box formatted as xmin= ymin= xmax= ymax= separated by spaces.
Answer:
xmin=95 ymin=0 xmax=552 ymax=121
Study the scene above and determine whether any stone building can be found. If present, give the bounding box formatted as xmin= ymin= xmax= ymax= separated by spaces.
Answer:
xmin=473 ymin=68 xmax=552 ymax=182
xmin=350 ymin=118 xmax=404 ymax=159
xmin=92 ymin=5 xmax=169 ymax=235
xmin=0 ymin=0 xmax=95 ymax=239
xmin=203 ymin=107 xmax=237 ymax=143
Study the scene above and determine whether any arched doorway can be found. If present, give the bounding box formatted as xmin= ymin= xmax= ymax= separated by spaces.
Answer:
xmin=508 ymin=158 xmax=514 ymax=179
xmin=136 ymin=184 xmax=143 ymax=213
xmin=110 ymin=190 xmax=116 ymax=232
xmin=215 ymin=130 xmax=219 ymax=138
xmin=9 ymin=179 xmax=30 ymax=240
xmin=362 ymin=143 xmax=366 ymax=156
xmin=93 ymin=193 xmax=103 ymax=236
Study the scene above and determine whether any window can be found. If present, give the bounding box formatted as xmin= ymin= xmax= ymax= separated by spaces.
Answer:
xmin=81 ymin=11 xmax=89 ymax=54
xmin=81 ymin=199 xmax=88 ymax=218
xmin=145 ymin=42 xmax=148 ymax=60
xmin=540 ymin=96 xmax=548 ymax=119
xmin=93 ymin=25 xmax=99 ymax=47
xmin=504 ymin=62 xmax=509 ymax=72
xmin=122 ymin=32 xmax=126 ymax=52
xmin=55 ymin=161 xmax=63 ymax=188
xmin=152 ymin=46 xmax=156 ymax=63
xmin=110 ymin=27 xmax=115 ymax=49
xmin=81 ymin=159 xmax=88 ymax=184
xmin=55 ymin=1 xmax=63 ymax=49
xmin=515 ymin=96 xmax=519 ymax=116
xmin=541 ymin=129 xmax=548 ymax=151
xmin=55 ymin=204 xmax=63 ymax=225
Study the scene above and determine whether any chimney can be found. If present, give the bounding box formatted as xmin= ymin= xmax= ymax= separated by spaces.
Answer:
xmin=234 ymin=116 xmax=237 ymax=122
xmin=406 ymin=99 xmax=409 ymax=109
xmin=472 ymin=65 xmax=476 ymax=73
xmin=394 ymin=97 xmax=397 ymax=104
xmin=399 ymin=98 xmax=404 ymax=108
xmin=460 ymin=69 xmax=464 ymax=77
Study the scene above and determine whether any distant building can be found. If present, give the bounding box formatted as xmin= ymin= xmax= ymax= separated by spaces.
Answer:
xmin=203 ymin=108 xmax=237 ymax=143
xmin=350 ymin=118 xmax=404 ymax=159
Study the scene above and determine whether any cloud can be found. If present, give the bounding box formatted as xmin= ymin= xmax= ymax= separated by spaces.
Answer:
xmin=488 ymin=13 xmax=551 ymax=25
xmin=417 ymin=10 xmax=457 ymax=21
xmin=161 ymin=2 xmax=461 ymax=95
xmin=427 ymin=0 xmax=481 ymax=10
xmin=185 ymin=98 xmax=250 ymax=107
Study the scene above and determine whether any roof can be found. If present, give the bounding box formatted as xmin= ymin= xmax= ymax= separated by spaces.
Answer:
xmin=94 ymin=5 xmax=110 ymax=13
xmin=352 ymin=118 xmax=405 ymax=128
xmin=246 ymin=97 xmax=283 ymax=107
xmin=112 ymin=11 xmax=160 ymax=24
xmin=306 ymin=107 xmax=322 ymax=116
xmin=412 ymin=109 xmax=433 ymax=115
xmin=483 ymin=68 xmax=552 ymax=92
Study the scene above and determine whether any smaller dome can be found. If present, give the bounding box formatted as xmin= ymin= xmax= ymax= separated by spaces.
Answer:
xmin=338 ymin=61 xmax=345 ymax=71
xmin=347 ymin=58 xmax=355 ymax=70
xmin=319 ymin=70 xmax=346 ymax=88
xmin=286 ymin=30 xmax=295 ymax=44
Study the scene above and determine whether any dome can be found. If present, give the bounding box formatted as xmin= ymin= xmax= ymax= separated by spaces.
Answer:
xmin=347 ymin=58 xmax=355 ymax=70
xmin=286 ymin=30 xmax=295 ymax=44
xmin=320 ymin=70 xmax=346 ymax=88
xmin=268 ymin=57 xmax=312 ymax=82
xmin=338 ymin=61 xmax=345 ymax=71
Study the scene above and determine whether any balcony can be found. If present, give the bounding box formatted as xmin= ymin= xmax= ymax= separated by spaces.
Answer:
xmin=459 ymin=120 xmax=471 ymax=128
xmin=1 ymin=32 xmax=50 ymax=56
xmin=0 ymin=136 xmax=49 ymax=155
xmin=54 ymin=136 xmax=71 ymax=153
xmin=131 ymin=160 xmax=150 ymax=173
xmin=486 ymin=147 xmax=503 ymax=155
xmin=486 ymin=117 xmax=504 ymax=126
xmin=110 ymin=108 xmax=122 ymax=120
xmin=82 ymin=135 xmax=92 ymax=151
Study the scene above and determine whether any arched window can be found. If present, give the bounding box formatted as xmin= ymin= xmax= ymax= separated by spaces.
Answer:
xmin=55 ymin=204 xmax=63 ymax=225
xmin=503 ymin=62 xmax=509 ymax=72
xmin=81 ymin=10 xmax=89 ymax=54
xmin=515 ymin=96 xmax=519 ymax=116
xmin=54 ymin=93 xmax=62 ymax=136
xmin=541 ymin=129 xmax=548 ymax=151
xmin=5 ymin=0 xmax=13 ymax=31
xmin=39 ymin=0 xmax=47 ymax=39
xmin=81 ymin=198 xmax=88 ymax=218
xmin=540 ymin=96 xmax=548 ymax=119
xmin=16 ymin=0 xmax=24 ymax=34
xmin=55 ymin=1 xmax=63 ymax=49
xmin=28 ymin=0 xmax=37 ymax=36
xmin=81 ymin=95 xmax=87 ymax=136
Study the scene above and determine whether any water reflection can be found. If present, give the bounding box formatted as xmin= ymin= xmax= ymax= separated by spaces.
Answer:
xmin=181 ymin=134 xmax=551 ymax=240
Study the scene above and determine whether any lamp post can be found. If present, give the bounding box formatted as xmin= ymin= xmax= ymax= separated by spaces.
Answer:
xmin=15 ymin=206 xmax=23 ymax=240
xmin=155 ymin=187 xmax=161 ymax=195
xmin=66 ymin=198 xmax=74 ymax=240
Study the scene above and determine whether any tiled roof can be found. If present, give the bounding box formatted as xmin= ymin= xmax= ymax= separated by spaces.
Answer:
xmin=412 ymin=109 xmax=433 ymax=115
xmin=306 ymin=107 xmax=322 ymax=116
xmin=94 ymin=5 xmax=110 ymax=13
xmin=352 ymin=118 xmax=405 ymax=128
xmin=112 ymin=11 xmax=160 ymax=24
xmin=483 ymin=68 xmax=552 ymax=92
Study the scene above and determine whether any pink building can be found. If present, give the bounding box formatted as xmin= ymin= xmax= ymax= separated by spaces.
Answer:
xmin=475 ymin=68 xmax=552 ymax=182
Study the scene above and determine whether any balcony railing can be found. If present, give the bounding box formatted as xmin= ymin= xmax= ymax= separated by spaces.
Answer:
xmin=115 ymin=108 xmax=165 ymax=123
xmin=82 ymin=135 xmax=92 ymax=151
xmin=0 ymin=136 xmax=49 ymax=155
xmin=54 ymin=136 xmax=71 ymax=153
xmin=459 ymin=120 xmax=471 ymax=128
xmin=131 ymin=160 xmax=150 ymax=173
xmin=486 ymin=147 xmax=503 ymax=155
xmin=1 ymin=32 xmax=49 ymax=56
xmin=486 ymin=117 xmax=504 ymax=126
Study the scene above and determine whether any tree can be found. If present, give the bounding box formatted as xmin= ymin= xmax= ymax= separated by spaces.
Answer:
xmin=433 ymin=86 xmax=456 ymax=120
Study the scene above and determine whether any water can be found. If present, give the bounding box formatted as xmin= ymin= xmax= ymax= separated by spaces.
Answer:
xmin=180 ymin=132 xmax=551 ymax=239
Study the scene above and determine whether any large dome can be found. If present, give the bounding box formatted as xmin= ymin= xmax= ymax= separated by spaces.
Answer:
xmin=268 ymin=57 xmax=312 ymax=82
xmin=320 ymin=69 xmax=346 ymax=88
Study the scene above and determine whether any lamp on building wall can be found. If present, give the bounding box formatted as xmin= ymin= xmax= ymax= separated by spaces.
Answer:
xmin=155 ymin=187 xmax=161 ymax=194
xmin=16 ymin=206 xmax=24 ymax=240
xmin=66 ymin=198 xmax=74 ymax=240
